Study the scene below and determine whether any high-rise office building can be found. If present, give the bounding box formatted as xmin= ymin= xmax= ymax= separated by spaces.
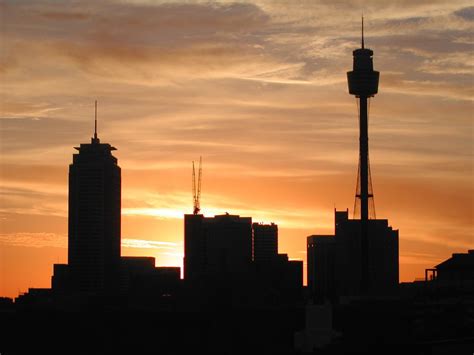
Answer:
xmin=67 ymin=125 xmax=121 ymax=294
xmin=334 ymin=210 xmax=398 ymax=297
xmin=307 ymin=235 xmax=336 ymax=302
xmin=252 ymin=223 xmax=278 ymax=263
xmin=307 ymin=210 xmax=398 ymax=302
xmin=51 ymin=106 xmax=184 ymax=308
xmin=184 ymin=213 xmax=252 ymax=279
xmin=206 ymin=214 xmax=252 ymax=274
xmin=184 ymin=214 xmax=303 ymax=306
xmin=183 ymin=214 xmax=207 ymax=280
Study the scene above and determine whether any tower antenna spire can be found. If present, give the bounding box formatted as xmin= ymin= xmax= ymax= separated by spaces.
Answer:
xmin=361 ymin=15 xmax=365 ymax=49
xmin=94 ymin=100 xmax=98 ymax=139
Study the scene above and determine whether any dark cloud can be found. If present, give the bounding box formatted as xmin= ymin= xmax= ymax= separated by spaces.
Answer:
xmin=371 ymin=32 xmax=472 ymax=55
xmin=454 ymin=6 xmax=474 ymax=21
xmin=3 ymin=1 xmax=270 ymax=49
xmin=0 ymin=117 xmax=87 ymax=154
xmin=1 ymin=0 xmax=275 ymax=82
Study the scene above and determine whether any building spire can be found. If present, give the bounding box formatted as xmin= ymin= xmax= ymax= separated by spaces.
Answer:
xmin=361 ymin=15 xmax=365 ymax=49
xmin=91 ymin=100 xmax=100 ymax=144
xmin=94 ymin=100 xmax=98 ymax=140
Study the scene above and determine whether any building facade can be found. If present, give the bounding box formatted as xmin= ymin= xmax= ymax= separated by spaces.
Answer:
xmin=307 ymin=235 xmax=336 ymax=303
xmin=60 ymin=134 xmax=121 ymax=296
xmin=308 ymin=210 xmax=398 ymax=302
xmin=252 ymin=223 xmax=278 ymax=263
xmin=184 ymin=213 xmax=252 ymax=279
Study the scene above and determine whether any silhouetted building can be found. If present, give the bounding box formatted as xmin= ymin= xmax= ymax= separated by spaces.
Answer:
xmin=49 ymin=111 xmax=185 ymax=309
xmin=51 ymin=112 xmax=123 ymax=303
xmin=294 ymin=303 xmax=337 ymax=352
xmin=184 ymin=215 xmax=303 ymax=306
xmin=183 ymin=214 xmax=206 ymax=280
xmin=121 ymin=257 xmax=180 ymax=308
xmin=307 ymin=235 xmax=336 ymax=303
xmin=252 ymin=222 xmax=278 ymax=262
xmin=0 ymin=297 xmax=13 ymax=310
xmin=254 ymin=255 xmax=304 ymax=305
xmin=334 ymin=210 xmax=398 ymax=297
xmin=277 ymin=255 xmax=304 ymax=295
xmin=184 ymin=213 xmax=252 ymax=279
xmin=65 ymin=130 xmax=121 ymax=296
xmin=206 ymin=214 xmax=252 ymax=274
xmin=121 ymin=256 xmax=155 ymax=271
xmin=15 ymin=288 xmax=53 ymax=310
xmin=435 ymin=250 xmax=474 ymax=284
xmin=51 ymin=263 xmax=70 ymax=296
xmin=121 ymin=256 xmax=180 ymax=284
xmin=308 ymin=210 xmax=398 ymax=302
xmin=400 ymin=250 xmax=474 ymax=300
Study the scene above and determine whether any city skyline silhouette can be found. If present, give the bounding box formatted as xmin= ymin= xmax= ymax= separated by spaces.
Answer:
xmin=2 ymin=0 xmax=472 ymax=295
xmin=0 ymin=2 xmax=473 ymax=354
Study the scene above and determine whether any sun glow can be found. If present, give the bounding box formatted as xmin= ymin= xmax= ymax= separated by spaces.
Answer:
xmin=122 ymin=208 xmax=186 ymax=219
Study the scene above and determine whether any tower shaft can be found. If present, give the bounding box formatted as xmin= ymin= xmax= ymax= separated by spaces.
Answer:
xmin=359 ymin=95 xmax=369 ymax=291
xmin=359 ymin=95 xmax=369 ymax=222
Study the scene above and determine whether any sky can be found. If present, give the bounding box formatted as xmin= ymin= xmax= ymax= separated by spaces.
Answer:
xmin=0 ymin=0 xmax=473 ymax=298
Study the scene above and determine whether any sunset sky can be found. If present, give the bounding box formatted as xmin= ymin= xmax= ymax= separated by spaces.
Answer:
xmin=1 ymin=0 xmax=473 ymax=298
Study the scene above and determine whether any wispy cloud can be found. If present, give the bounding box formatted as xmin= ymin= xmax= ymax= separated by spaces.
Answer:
xmin=0 ymin=232 xmax=67 ymax=249
xmin=0 ymin=232 xmax=181 ymax=251
xmin=121 ymin=238 xmax=179 ymax=250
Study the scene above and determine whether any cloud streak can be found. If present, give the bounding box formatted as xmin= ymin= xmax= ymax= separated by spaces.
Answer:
xmin=0 ymin=232 xmax=180 ymax=251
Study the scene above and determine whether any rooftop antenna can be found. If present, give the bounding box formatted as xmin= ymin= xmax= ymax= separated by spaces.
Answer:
xmin=94 ymin=100 xmax=98 ymax=140
xmin=91 ymin=100 xmax=101 ymax=144
xmin=361 ymin=15 xmax=365 ymax=49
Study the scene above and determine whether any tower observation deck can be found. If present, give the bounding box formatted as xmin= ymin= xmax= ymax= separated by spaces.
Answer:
xmin=347 ymin=17 xmax=380 ymax=292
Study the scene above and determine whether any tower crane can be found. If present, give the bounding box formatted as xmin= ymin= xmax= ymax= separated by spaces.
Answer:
xmin=192 ymin=157 xmax=202 ymax=215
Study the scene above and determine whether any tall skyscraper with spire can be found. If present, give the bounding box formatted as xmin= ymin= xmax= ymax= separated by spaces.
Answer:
xmin=67 ymin=102 xmax=121 ymax=295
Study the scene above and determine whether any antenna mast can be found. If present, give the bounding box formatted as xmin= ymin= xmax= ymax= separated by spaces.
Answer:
xmin=94 ymin=100 xmax=98 ymax=139
xmin=91 ymin=100 xmax=100 ymax=144
xmin=192 ymin=157 xmax=202 ymax=215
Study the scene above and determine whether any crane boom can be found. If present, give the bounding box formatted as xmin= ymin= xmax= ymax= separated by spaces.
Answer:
xmin=192 ymin=157 xmax=202 ymax=215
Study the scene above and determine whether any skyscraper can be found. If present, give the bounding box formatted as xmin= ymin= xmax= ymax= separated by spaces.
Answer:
xmin=252 ymin=223 xmax=278 ymax=263
xmin=184 ymin=213 xmax=252 ymax=279
xmin=307 ymin=210 xmax=398 ymax=302
xmin=183 ymin=213 xmax=207 ymax=280
xmin=307 ymin=235 xmax=336 ymax=302
xmin=67 ymin=106 xmax=121 ymax=295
